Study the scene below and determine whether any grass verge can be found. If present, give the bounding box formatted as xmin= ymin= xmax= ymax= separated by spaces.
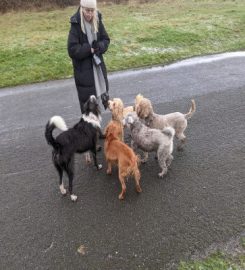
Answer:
xmin=178 ymin=236 xmax=245 ymax=270
xmin=0 ymin=0 xmax=245 ymax=88
xmin=179 ymin=252 xmax=245 ymax=270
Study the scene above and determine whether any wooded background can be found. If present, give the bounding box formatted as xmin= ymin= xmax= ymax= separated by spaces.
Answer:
xmin=0 ymin=0 xmax=151 ymax=13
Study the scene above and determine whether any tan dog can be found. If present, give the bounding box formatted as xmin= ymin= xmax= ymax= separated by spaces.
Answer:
xmin=136 ymin=98 xmax=196 ymax=151
xmin=108 ymin=98 xmax=124 ymax=141
xmin=108 ymin=94 xmax=145 ymax=121
xmin=108 ymin=98 xmax=124 ymax=121
xmin=104 ymin=121 xmax=142 ymax=200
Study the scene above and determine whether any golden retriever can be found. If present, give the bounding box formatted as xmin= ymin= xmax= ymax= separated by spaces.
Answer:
xmin=104 ymin=121 xmax=142 ymax=200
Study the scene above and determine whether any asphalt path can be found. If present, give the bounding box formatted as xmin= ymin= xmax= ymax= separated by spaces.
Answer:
xmin=0 ymin=53 xmax=245 ymax=269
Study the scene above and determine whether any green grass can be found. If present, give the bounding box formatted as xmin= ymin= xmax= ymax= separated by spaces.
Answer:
xmin=178 ymin=236 xmax=245 ymax=270
xmin=0 ymin=0 xmax=245 ymax=88
xmin=179 ymin=252 xmax=245 ymax=270
xmin=241 ymin=237 xmax=245 ymax=248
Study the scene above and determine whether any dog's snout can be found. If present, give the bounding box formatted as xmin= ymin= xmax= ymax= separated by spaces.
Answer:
xmin=90 ymin=95 xmax=96 ymax=102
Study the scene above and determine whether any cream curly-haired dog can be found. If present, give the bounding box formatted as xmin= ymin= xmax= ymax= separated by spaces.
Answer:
xmin=136 ymin=98 xmax=196 ymax=151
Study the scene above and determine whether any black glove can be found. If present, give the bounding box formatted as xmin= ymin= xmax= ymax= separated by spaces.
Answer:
xmin=92 ymin=40 xmax=100 ymax=54
xmin=101 ymin=92 xmax=109 ymax=110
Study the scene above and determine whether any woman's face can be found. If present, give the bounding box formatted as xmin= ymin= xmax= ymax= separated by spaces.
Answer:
xmin=82 ymin=7 xmax=95 ymax=22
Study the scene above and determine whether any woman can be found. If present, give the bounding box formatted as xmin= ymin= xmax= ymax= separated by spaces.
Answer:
xmin=68 ymin=0 xmax=110 ymax=113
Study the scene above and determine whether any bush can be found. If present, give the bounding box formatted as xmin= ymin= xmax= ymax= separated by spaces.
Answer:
xmin=0 ymin=0 xmax=139 ymax=13
xmin=0 ymin=0 xmax=77 ymax=13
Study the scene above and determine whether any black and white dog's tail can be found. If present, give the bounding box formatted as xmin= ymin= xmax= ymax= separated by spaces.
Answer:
xmin=45 ymin=116 xmax=68 ymax=150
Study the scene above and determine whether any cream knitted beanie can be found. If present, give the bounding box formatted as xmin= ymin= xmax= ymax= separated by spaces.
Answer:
xmin=80 ymin=0 xmax=97 ymax=8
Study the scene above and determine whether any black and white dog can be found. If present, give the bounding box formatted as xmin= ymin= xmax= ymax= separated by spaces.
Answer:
xmin=45 ymin=95 xmax=103 ymax=201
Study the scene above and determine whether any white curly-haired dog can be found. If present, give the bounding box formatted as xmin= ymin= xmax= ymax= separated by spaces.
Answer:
xmin=124 ymin=113 xmax=175 ymax=178
xmin=136 ymin=98 xmax=196 ymax=151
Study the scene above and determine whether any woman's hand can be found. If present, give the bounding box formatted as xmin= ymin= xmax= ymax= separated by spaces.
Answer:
xmin=92 ymin=40 xmax=100 ymax=55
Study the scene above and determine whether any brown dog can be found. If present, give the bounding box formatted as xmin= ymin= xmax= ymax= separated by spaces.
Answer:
xmin=104 ymin=121 xmax=142 ymax=200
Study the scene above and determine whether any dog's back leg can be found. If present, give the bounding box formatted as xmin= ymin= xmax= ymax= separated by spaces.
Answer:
xmin=96 ymin=128 xmax=104 ymax=152
xmin=91 ymin=148 xmax=103 ymax=170
xmin=106 ymin=159 xmax=112 ymax=175
xmin=157 ymin=148 xmax=168 ymax=178
xmin=64 ymin=157 xmax=77 ymax=202
xmin=141 ymin=152 xmax=149 ymax=163
xmin=176 ymin=132 xmax=186 ymax=151
xmin=166 ymin=154 xmax=174 ymax=168
xmin=133 ymin=167 xmax=142 ymax=194
xmin=53 ymin=151 xmax=66 ymax=196
xmin=175 ymin=123 xmax=187 ymax=151
xmin=97 ymin=127 xmax=105 ymax=139
xmin=118 ymin=170 xmax=127 ymax=200
xmin=85 ymin=152 xmax=92 ymax=164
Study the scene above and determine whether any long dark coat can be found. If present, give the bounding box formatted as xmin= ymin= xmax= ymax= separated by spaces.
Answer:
xmin=67 ymin=8 xmax=110 ymax=112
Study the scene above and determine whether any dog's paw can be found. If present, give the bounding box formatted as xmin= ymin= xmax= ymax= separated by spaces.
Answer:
xmin=166 ymin=159 xmax=173 ymax=168
xmin=97 ymin=164 xmax=103 ymax=170
xmin=106 ymin=169 xmax=112 ymax=175
xmin=59 ymin=185 xmax=67 ymax=195
xmin=177 ymin=145 xmax=184 ymax=152
xmin=71 ymin=194 xmax=78 ymax=202
xmin=118 ymin=193 xmax=125 ymax=200
xmin=135 ymin=185 xmax=142 ymax=193
xmin=158 ymin=171 xmax=167 ymax=178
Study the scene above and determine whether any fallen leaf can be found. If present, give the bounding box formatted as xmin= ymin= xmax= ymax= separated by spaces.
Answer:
xmin=77 ymin=245 xmax=86 ymax=255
